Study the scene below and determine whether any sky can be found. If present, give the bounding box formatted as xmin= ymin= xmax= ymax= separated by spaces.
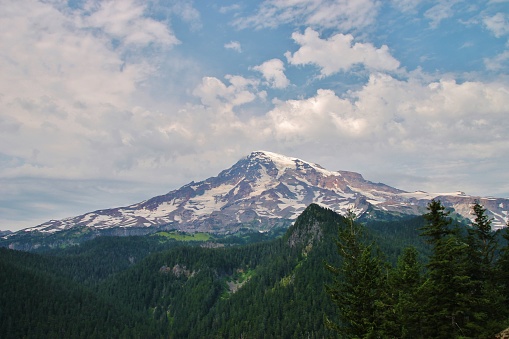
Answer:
xmin=1 ymin=0 xmax=509 ymax=232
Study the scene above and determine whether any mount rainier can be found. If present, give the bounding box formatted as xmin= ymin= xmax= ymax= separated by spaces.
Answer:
xmin=4 ymin=151 xmax=509 ymax=241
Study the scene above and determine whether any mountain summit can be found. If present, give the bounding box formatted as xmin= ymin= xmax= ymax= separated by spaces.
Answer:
xmin=7 ymin=151 xmax=509 ymax=238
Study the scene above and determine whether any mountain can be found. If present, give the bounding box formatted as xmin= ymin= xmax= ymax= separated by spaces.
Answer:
xmin=2 ymin=151 xmax=508 ymax=247
xmin=0 ymin=230 xmax=11 ymax=237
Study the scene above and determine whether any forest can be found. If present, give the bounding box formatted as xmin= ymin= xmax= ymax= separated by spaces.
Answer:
xmin=326 ymin=200 xmax=509 ymax=338
xmin=1 ymin=201 xmax=508 ymax=338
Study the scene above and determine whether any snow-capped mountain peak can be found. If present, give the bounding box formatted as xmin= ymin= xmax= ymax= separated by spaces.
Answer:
xmin=10 ymin=151 xmax=509 ymax=238
xmin=246 ymin=151 xmax=332 ymax=177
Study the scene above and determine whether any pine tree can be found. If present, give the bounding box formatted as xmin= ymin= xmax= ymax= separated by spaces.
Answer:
xmin=464 ymin=201 xmax=503 ymax=336
xmin=469 ymin=201 xmax=498 ymax=267
xmin=387 ymin=246 xmax=424 ymax=338
xmin=325 ymin=210 xmax=389 ymax=338
xmin=419 ymin=199 xmax=454 ymax=243
xmin=419 ymin=199 xmax=471 ymax=338
xmin=495 ymin=219 xmax=509 ymax=325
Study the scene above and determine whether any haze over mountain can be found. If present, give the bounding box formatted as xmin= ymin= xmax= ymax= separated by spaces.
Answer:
xmin=4 ymin=151 xmax=507 ymax=246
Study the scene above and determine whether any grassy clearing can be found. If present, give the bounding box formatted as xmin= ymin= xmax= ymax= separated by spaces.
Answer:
xmin=153 ymin=231 xmax=213 ymax=242
xmin=222 ymin=268 xmax=255 ymax=298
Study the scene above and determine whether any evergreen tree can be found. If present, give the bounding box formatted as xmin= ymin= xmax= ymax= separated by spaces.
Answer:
xmin=419 ymin=199 xmax=455 ymax=243
xmin=495 ymin=219 xmax=509 ymax=323
xmin=468 ymin=201 xmax=498 ymax=269
xmin=387 ymin=246 xmax=424 ymax=338
xmin=325 ymin=210 xmax=389 ymax=338
xmin=464 ymin=201 xmax=503 ymax=335
xmin=419 ymin=199 xmax=471 ymax=338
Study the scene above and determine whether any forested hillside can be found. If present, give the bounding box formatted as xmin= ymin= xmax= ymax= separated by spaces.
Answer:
xmin=0 ymin=249 xmax=160 ymax=338
xmin=1 ymin=202 xmax=508 ymax=338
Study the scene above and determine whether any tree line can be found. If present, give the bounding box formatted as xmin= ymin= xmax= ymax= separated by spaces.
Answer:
xmin=326 ymin=199 xmax=509 ymax=338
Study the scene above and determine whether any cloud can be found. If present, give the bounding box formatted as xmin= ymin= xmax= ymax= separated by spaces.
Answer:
xmin=1 ymin=0 xmax=501 ymax=188
xmin=192 ymin=75 xmax=261 ymax=110
xmin=424 ymin=0 xmax=460 ymax=28
xmin=219 ymin=4 xmax=241 ymax=14
xmin=83 ymin=0 xmax=180 ymax=48
xmin=169 ymin=0 xmax=201 ymax=29
xmin=232 ymin=0 xmax=381 ymax=31
xmin=182 ymin=71 xmax=508 ymax=178
xmin=265 ymin=89 xmax=366 ymax=145
xmin=252 ymin=72 xmax=509 ymax=194
xmin=484 ymin=50 xmax=509 ymax=70
xmin=224 ymin=41 xmax=242 ymax=52
xmin=0 ymin=0 xmax=182 ymax=185
xmin=483 ymin=12 xmax=509 ymax=37
xmin=285 ymin=28 xmax=400 ymax=76
xmin=252 ymin=59 xmax=290 ymax=88
xmin=390 ymin=0 xmax=423 ymax=13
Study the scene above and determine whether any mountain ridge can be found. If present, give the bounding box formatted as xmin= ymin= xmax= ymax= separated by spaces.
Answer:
xmin=3 ymin=151 xmax=508 ymax=245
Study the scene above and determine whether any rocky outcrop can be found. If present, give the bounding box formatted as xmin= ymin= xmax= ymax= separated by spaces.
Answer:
xmin=159 ymin=264 xmax=194 ymax=278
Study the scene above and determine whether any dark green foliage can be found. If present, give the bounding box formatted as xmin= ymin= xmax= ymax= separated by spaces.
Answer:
xmin=2 ymin=202 xmax=509 ymax=338
xmin=409 ymin=199 xmax=509 ymax=337
xmin=417 ymin=199 xmax=472 ymax=337
xmin=325 ymin=210 xmax=389 ymax=338
xmin=462 ymin=201 xmax=505 ymax=336
xmin=0 ymin=221 xmax=293 ymax=251
xmin=98 ymin=204 xmax=344 ymax=338
xmin=386 ymin=246 xmax=423 ymax=338
xmin=496 ymin=222 xmax=509 ymax=318
xmin=326 ymin=199 xmax=509 ymax=338
xmin=0 ymin=249 xmax=159 ymax=338
xmin=420 ymin=199 xmax=455 ymax=243
xmin=0 ymin=204 xmax=348 ymax=338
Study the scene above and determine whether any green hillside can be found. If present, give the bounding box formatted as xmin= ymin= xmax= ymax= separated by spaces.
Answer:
xmin=1 ymin=203 xmax=508 ymax=338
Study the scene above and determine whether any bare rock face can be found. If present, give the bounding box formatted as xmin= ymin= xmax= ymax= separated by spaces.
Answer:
xmin=496 ymin=326 xmax=509 ymax=339
xmin=160 ymin=264 xmax=193 ymax=278
xmin=8 ymin=151 xmax=509 ymax=238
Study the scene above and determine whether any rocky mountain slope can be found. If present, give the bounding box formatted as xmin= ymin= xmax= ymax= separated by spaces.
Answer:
xmin=4 ymin=151 xmax=509 ymax=240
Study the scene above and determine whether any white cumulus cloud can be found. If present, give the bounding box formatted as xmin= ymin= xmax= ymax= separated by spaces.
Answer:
xmin=192 ymin=75 xmax=260 ymax=111
xmin=252 ymin=59 xmax=290 ymax=88
xmin=285 ymin=28 xmax=400 ymax=76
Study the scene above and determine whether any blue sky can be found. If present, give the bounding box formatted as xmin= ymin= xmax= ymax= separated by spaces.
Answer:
xmin=1 ymin=0 xmax=509 ymax=231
